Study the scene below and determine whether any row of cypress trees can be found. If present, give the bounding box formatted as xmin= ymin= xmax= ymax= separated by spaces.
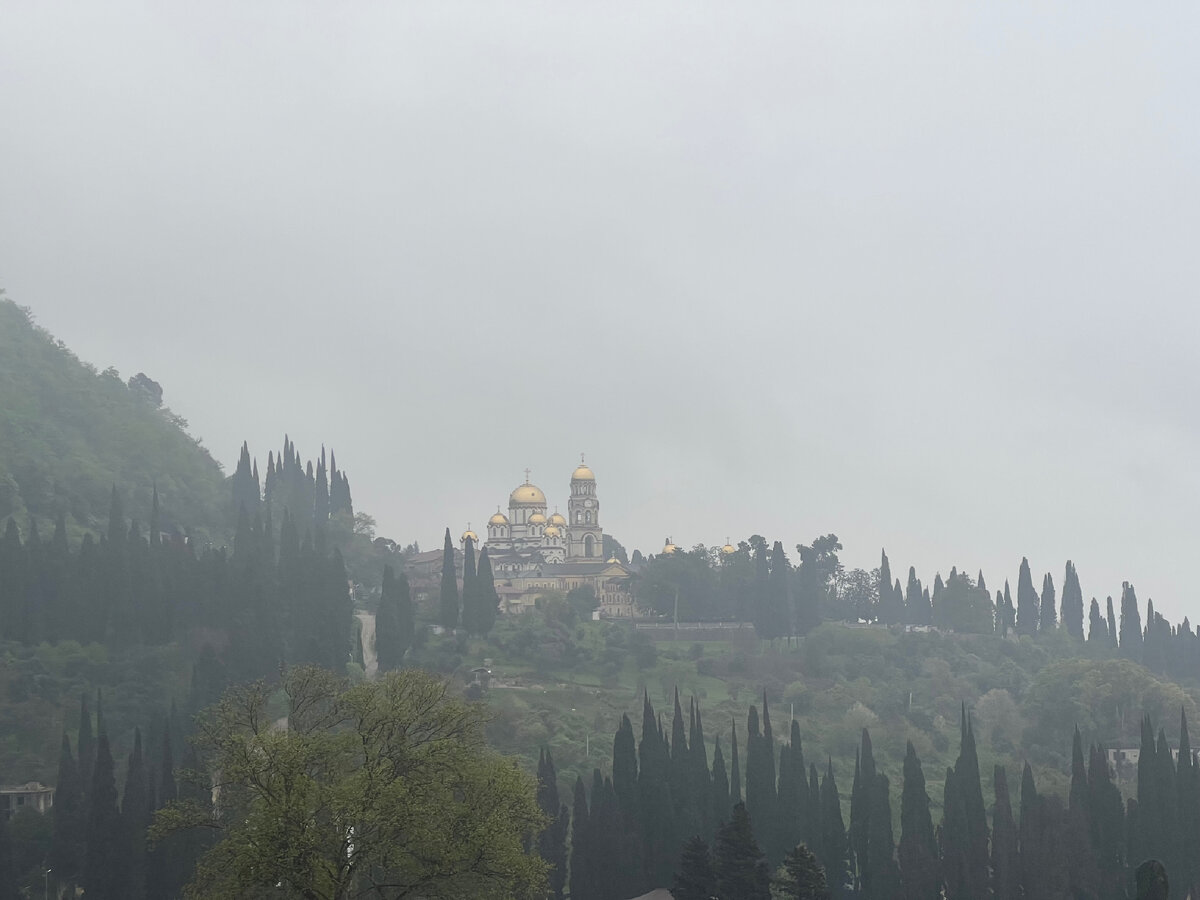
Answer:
xmin=0 ymin=486 xmax=354 ymax=687
xmin=552 ymin=691 xmax=1200 ymax=900
xmin=437 ymin=531 xmax=501 ymax=635
xmin=40 ymin=694 xmax=208 ymax=899
xmin=230 ymin=437 xmax=354 ymax=530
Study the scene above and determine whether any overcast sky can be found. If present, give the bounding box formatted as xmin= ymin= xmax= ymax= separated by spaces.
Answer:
xmin=3 ymin=3 xmax=1199 ymax=622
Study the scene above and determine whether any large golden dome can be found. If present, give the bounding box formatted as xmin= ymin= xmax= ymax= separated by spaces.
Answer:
xmin=572 ymin=464 xmax=595 ymax=481
xmin=510 ymin=483 xmax=547 ymax=506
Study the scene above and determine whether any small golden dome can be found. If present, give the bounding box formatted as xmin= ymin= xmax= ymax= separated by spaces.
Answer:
xmin=572 ymin=464 xmax=595 ymax=481
xmin=544 ymin=525 xmax=561 ymax=538
xmin=661 ymin=537 xmax=677 ymax=556
xmin=529 ymin=512 xmax=547 ymax=526
xmin=721 ymin=538 xmax=736 ymax=555
xmin=510 ymin=483 xmax=547 ymax=506
xmin=607 ymin=557 xmax=620 ymax=564
xmin=461 ymin=529 xmax=478 ymax=544
xmin=489 ymin=511 xmax=509 ymax=526
xmin=549 ymin=512 xmax=566 ymax=527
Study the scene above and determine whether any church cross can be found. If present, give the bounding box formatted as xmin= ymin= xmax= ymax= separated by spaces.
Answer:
xmin=524 ymin=468 xmax=531 ymax=484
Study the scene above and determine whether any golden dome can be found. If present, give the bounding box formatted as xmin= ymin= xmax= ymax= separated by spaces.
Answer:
xmin=529 ymin=512 xmax=547 ymax=526
xmin=721 ymin=538 xmax=736 ymax=555
xmin=489 ymin=511 xmax=509 ymax=526
xmin=607 ymin=557 xmax=620 ymax=564
xmin=510 ymin=482 xmax=547 ymax=506
xmin=572 ymin=464 xmax=595 ymax=481
xmin=544 ymin=525 xmax=561 ymax=538
xmin=661 ymin=538 xmax=677 ymax=555
xmin=461 ymin=529 xmax=478 ymax=544
xmin=549 ymin=512 xmax=566 ymax=527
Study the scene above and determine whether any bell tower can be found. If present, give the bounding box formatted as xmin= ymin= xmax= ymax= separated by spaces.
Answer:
xmin=566 ymin=454 xmax=602 ymax=560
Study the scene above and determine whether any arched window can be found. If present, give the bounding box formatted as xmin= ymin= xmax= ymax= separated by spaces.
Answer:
xmin=575 ymin=510 xmax=583 ymax=524
xmin=584 ymin=534 xmax=595 ymax=558
xmin=585 ymin=511 xmax=592 ymax=524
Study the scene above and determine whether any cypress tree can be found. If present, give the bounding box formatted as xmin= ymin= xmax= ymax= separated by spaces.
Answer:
xmin=536 ymin=748 xmax=569 ymax=900
xmin=690 ymin=700 xmax=713 ymax=840
xmin=897 ymin=742 xmax=939 ymax=900
xmin=1066 ymin=726 xmax=1099 ymax=899
xmin=866 ymin=773 xmax=900 ymax=899
xmin=955 ymin=710 xmax=989 ymax=899
xmin=1088 ymin=598 xmax=1108 ymax=644
xmin=673 ymin=836 xmax=716 ymax=900
xmin=807 ymin=765 xmax=822 ymax=854
xmin=730 ymin=720 xmax=743 ymax=806
xmin=460 ymin=535 xmax=481 ymax=634
xmin=850 ymin=731 xmax=876 ymax=891
xmin=712 ymin=735 xmax=731 ymax=825
xmin=1018 ymin=763 xmax=1041 ymax=900
xmin=1088 ymin=742 xmax=1126 ymax=900
xmin=49 ymin=733 xmax=84 ymax=889
xmin=991 ymin=765 xmax=1019 ymax=900
xmin=670 ymin=688 xmax=697 ymax=851
xmin=1177 ymin=709 xmax=1199 ymax=900
xmin=1016 ymin=557 xmax=1039 ymax=636
xmin=78 ymin=692 xmax=95 ymax=796
xmin=476 ymin=548 xmax=500 ymax=636
xmin=611 ymin=713 xmax=643 ymax=899
xmin=437 ymin=527 xmax=458 ymax=630
xmin=1001 ymin=579 xmax=1016 ymax=636
xmin=570 ymin=777 xmax=592 ymax=900
xmin=123 ymin=727 xmax=151 ymax=900
xmin=1120 ymin=582 xmax=1143 ymax=661
xmin=1106 ymin=596 xmax=1118 ymax=649
xmin=714 ymin=802 xmax=770 ymax=900
xmin=941 ymin=767 xmax=968 ymax=900
xmin=1039 ymin=571 xmax=1057 ymax=632
xmin=820 ymin=760 xmax=850 ymax=894
xmin=1133 ymin=713 xmax=1158 ymax=868
xmin=83 ymin=729 xmax=127 ymax=900
xmin=1061 ymin=561 xmax=1084 ymax=638
xmin=375 ymin=565 xmax=412 ymax=670
xmin=638 ymin=692 xmax=672 ymax=889
xmin=1152 ymin=726 xmax=1178 ymax=882
xmin=877 ymin=549 xmax=903 ymax=625
xmin=745 ymin=702 xmax=776 ymax=859
xmin=0 ymin=813 xmax=17 ymax=900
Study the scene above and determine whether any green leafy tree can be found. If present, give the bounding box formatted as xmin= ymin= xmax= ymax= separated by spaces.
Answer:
xmin=155 ymin=666 xmax=547 ymax=899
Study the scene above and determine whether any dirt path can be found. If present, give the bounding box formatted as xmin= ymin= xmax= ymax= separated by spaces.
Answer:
xmin=356 ymin=610 xmax=378 ymax=680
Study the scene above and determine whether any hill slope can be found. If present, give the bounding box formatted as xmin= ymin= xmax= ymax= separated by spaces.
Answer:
xmin=0 ymin=297 xmax=228 ymax=540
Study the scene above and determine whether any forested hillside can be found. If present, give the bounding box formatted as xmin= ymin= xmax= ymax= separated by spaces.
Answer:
xmin=0 ymin=298 xmax=228 ymax=543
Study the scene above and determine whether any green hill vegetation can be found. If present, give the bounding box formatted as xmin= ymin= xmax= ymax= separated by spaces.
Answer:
xmin=0 ymin=297 xmax=228 ymax=543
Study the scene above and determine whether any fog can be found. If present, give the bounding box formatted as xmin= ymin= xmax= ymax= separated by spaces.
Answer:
xmin=3 ymin=3 xmax=1198 ymax=620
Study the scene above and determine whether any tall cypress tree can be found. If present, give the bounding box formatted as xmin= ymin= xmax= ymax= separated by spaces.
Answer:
xmin=1066 ymin=726 xmax=1099 ymax=899
xmin=745 ymin=702 xmax=776 ymax=860
xmin=536 ymin=748 xmax=569 ymax=900
xmin=730 ymin=720 xmax=743 ymax=806
xmin=1088 ymin=598 xmax=1108 ymax=644
xmin=941 ymin=767 xmax=968 ymax=900
xmin=1119 ymin=582 xmax=1143 ymax=661
xmin=1039 ymin=571 xmax=1057 ymax=632
xmin=1016 ymin=557 xmax=1039 ymax=636
xmin=877 ymin=549 xmax=903 ymax=625
xmin=437 ymin=528 xmax=458 ymax=630
xmin=991 ymin=765 xmax=1019 ymax=900
xmin=570 ymin=777 xmax=592 ymax=900
xmin=714 ymin=803 xmax=770 ymax=900
xmin=78 ymin=692 xmax=95 ymax=795
xmin=866 ymin=773 xmax=900 ymax=899
xmin=689 ymin=700 xmax=713 ymax=840
xmin=375 ymin=564 xmax=412 ymax=671
xmin=1018 ymin=763 xmax=1042 ymax=900
xmin=955 ymin=710 xmax=989 ymax=899
xmin=0 ymin=812 xmax=17 ymax=900
xmin=1088 ymin=742 xmax=1126 ymax=900
xmin=49 ymin=733 xmax=84 ymax=890
xmin=638 ymin=692 xmax=672 ymax=889
xmin=460 ymin=536 xmax=481 ymax=634
xmin=611 ymin=713 xmax=643 ymax=900
xmin=898 ymin=742 xmax=939 ymax=900
xmin=476 ymin=548 xmax=500 ymax=636
xmin=850 ymin=732 xmax=876 ymax=892
xmin=712 ymin=735 xmax=731 ymax=826
xmin=83 ymin=729 xmax=127 ymax=900
xmin=123 ymin=728 xmax=151 ymax=900
xmin=1177 ymin=710 xmax=1199 ymax=900
xmin=821 ymin=760 xmax=850 ymax=894
xmin=1061 ymin=561 xmax=1084 ymax=638
xmin=1106 ymin=596 xmax=1118 ymax=649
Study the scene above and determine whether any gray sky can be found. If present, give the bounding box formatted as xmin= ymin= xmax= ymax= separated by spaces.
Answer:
xmin=3 ymin=3 xmax=1199 ymax=622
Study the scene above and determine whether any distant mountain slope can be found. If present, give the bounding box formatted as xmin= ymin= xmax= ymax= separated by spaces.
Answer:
xmin=0 ymin=297 xmax=228 ymax=539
